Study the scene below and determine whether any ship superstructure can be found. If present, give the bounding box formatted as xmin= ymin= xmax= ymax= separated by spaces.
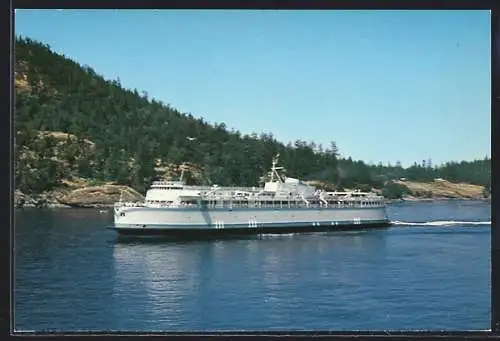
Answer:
xmin=112 ymin=155 xmax=390 ymax=235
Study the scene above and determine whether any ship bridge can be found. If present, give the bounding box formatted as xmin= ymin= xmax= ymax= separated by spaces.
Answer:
xmin=146 ymin=180 xmax=202 ymax=206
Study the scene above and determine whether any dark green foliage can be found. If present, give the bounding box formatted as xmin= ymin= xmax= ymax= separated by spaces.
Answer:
xmin=14 ymin=36 xmax=491 ymax=196
xmin=382 ymin=182 xmax=411 ymax=200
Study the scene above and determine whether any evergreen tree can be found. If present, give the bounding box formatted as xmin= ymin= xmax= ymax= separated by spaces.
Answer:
xmin=13 ymin=36 xmax=491 ymax=197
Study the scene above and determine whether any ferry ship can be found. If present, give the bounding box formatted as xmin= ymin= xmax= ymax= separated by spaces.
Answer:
xmin=111 ymin=155 xmax=390 ymax=236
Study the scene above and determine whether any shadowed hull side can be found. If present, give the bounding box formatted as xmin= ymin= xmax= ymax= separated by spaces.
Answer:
xmin=112 ymin=224 xmax=391 ymax=238
xmin=110 ymin=221 xmax=392 ymax=238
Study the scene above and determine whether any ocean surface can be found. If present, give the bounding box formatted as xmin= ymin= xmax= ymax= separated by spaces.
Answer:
xmin=14 ymin=200 xmax=491 ymax=332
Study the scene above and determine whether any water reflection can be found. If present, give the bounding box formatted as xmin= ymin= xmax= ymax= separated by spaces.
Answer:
xmin=110 ymin=228 xmax=392 ymax=331
xmin=112 ymin=242 xmax=199 ymax=330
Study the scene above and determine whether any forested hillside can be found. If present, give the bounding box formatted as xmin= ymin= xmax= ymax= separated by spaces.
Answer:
xmin=14 ymin=36 xmax=491 ymax=201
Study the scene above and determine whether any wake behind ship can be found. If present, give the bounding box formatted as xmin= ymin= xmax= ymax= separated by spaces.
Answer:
xmin=111 ymin=155 xmax=390 ymax=236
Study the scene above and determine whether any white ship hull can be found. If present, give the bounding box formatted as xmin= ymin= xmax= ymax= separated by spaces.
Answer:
xmin=112 ymin=206 xmax=390 ymax=236
xmin=111 ymin=155 xmax=391 ymax=237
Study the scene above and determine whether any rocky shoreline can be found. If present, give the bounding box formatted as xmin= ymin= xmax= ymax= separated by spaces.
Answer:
xmin=14 ymin=185 xmax=489 ymax=209
xmin=14 ymin=185 xmax=144 ymax=209
xmin=386 ymin=196 xmax=490 ymax=204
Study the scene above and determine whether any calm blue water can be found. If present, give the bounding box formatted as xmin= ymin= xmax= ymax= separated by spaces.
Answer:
xmin=14 ymin=200 xmax=491 ymax=332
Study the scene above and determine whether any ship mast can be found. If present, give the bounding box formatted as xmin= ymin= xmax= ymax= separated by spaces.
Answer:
xmin=269 ymin=153 xmax=284 ymax=183
xmin=177 ymin=160 xmax=193 ymax=183
xmin=179 ymin=165 xmax=185 ymax=182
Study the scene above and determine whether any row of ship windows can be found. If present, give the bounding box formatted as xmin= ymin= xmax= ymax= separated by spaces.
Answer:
xmin=201 ymin=201 xmax=382 ymax=208
xmin=145 ymin=199 xmax=382 ymax=208
xmin=151 ymin=187 xmax=183 ymax=190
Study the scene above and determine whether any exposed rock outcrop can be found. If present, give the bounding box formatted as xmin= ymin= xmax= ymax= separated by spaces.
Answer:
xmin=58 ymin=185 xmax=144 ymax=208
xmin=394 ymin=179 xmax=486 ymax=200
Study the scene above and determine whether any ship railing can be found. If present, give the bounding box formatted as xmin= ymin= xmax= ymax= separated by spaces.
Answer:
xmin=137 ymin=198 xmax=386 ymax=209
xmin=114 ymin=201 xmax=146 ymax=208
xmin=324 ymin=192 xmax=385 ymax=200
xmin=300 ymin=193 xmax=310 ymax=207
xmin=183 ymin=185 xmax=217 ymax=191
xmin=203 ymin=189 xmax=264 ymax=199
xmin=141 ymin=189 xmax=386 ymax=209
xmin=185 ymin=186 xmax=261 ymax=196
xmin=218 ymin=186 xmax=261 ymax=193
xmin=200 ymin=199 xmax=385 ymax=209
xmin=188 ymin=185 xmax=257 ymax=191
xmin=149 ymin=184 xmax=258 ymax=192
xmin=195 ymin=192 xmax=385 ymax=206
xmin=318 ymin=193 xmax=328 ymax=207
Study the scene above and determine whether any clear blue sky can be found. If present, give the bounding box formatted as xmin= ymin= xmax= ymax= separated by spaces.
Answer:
xmin=14 ymin=9 xmax=491 ymax=167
